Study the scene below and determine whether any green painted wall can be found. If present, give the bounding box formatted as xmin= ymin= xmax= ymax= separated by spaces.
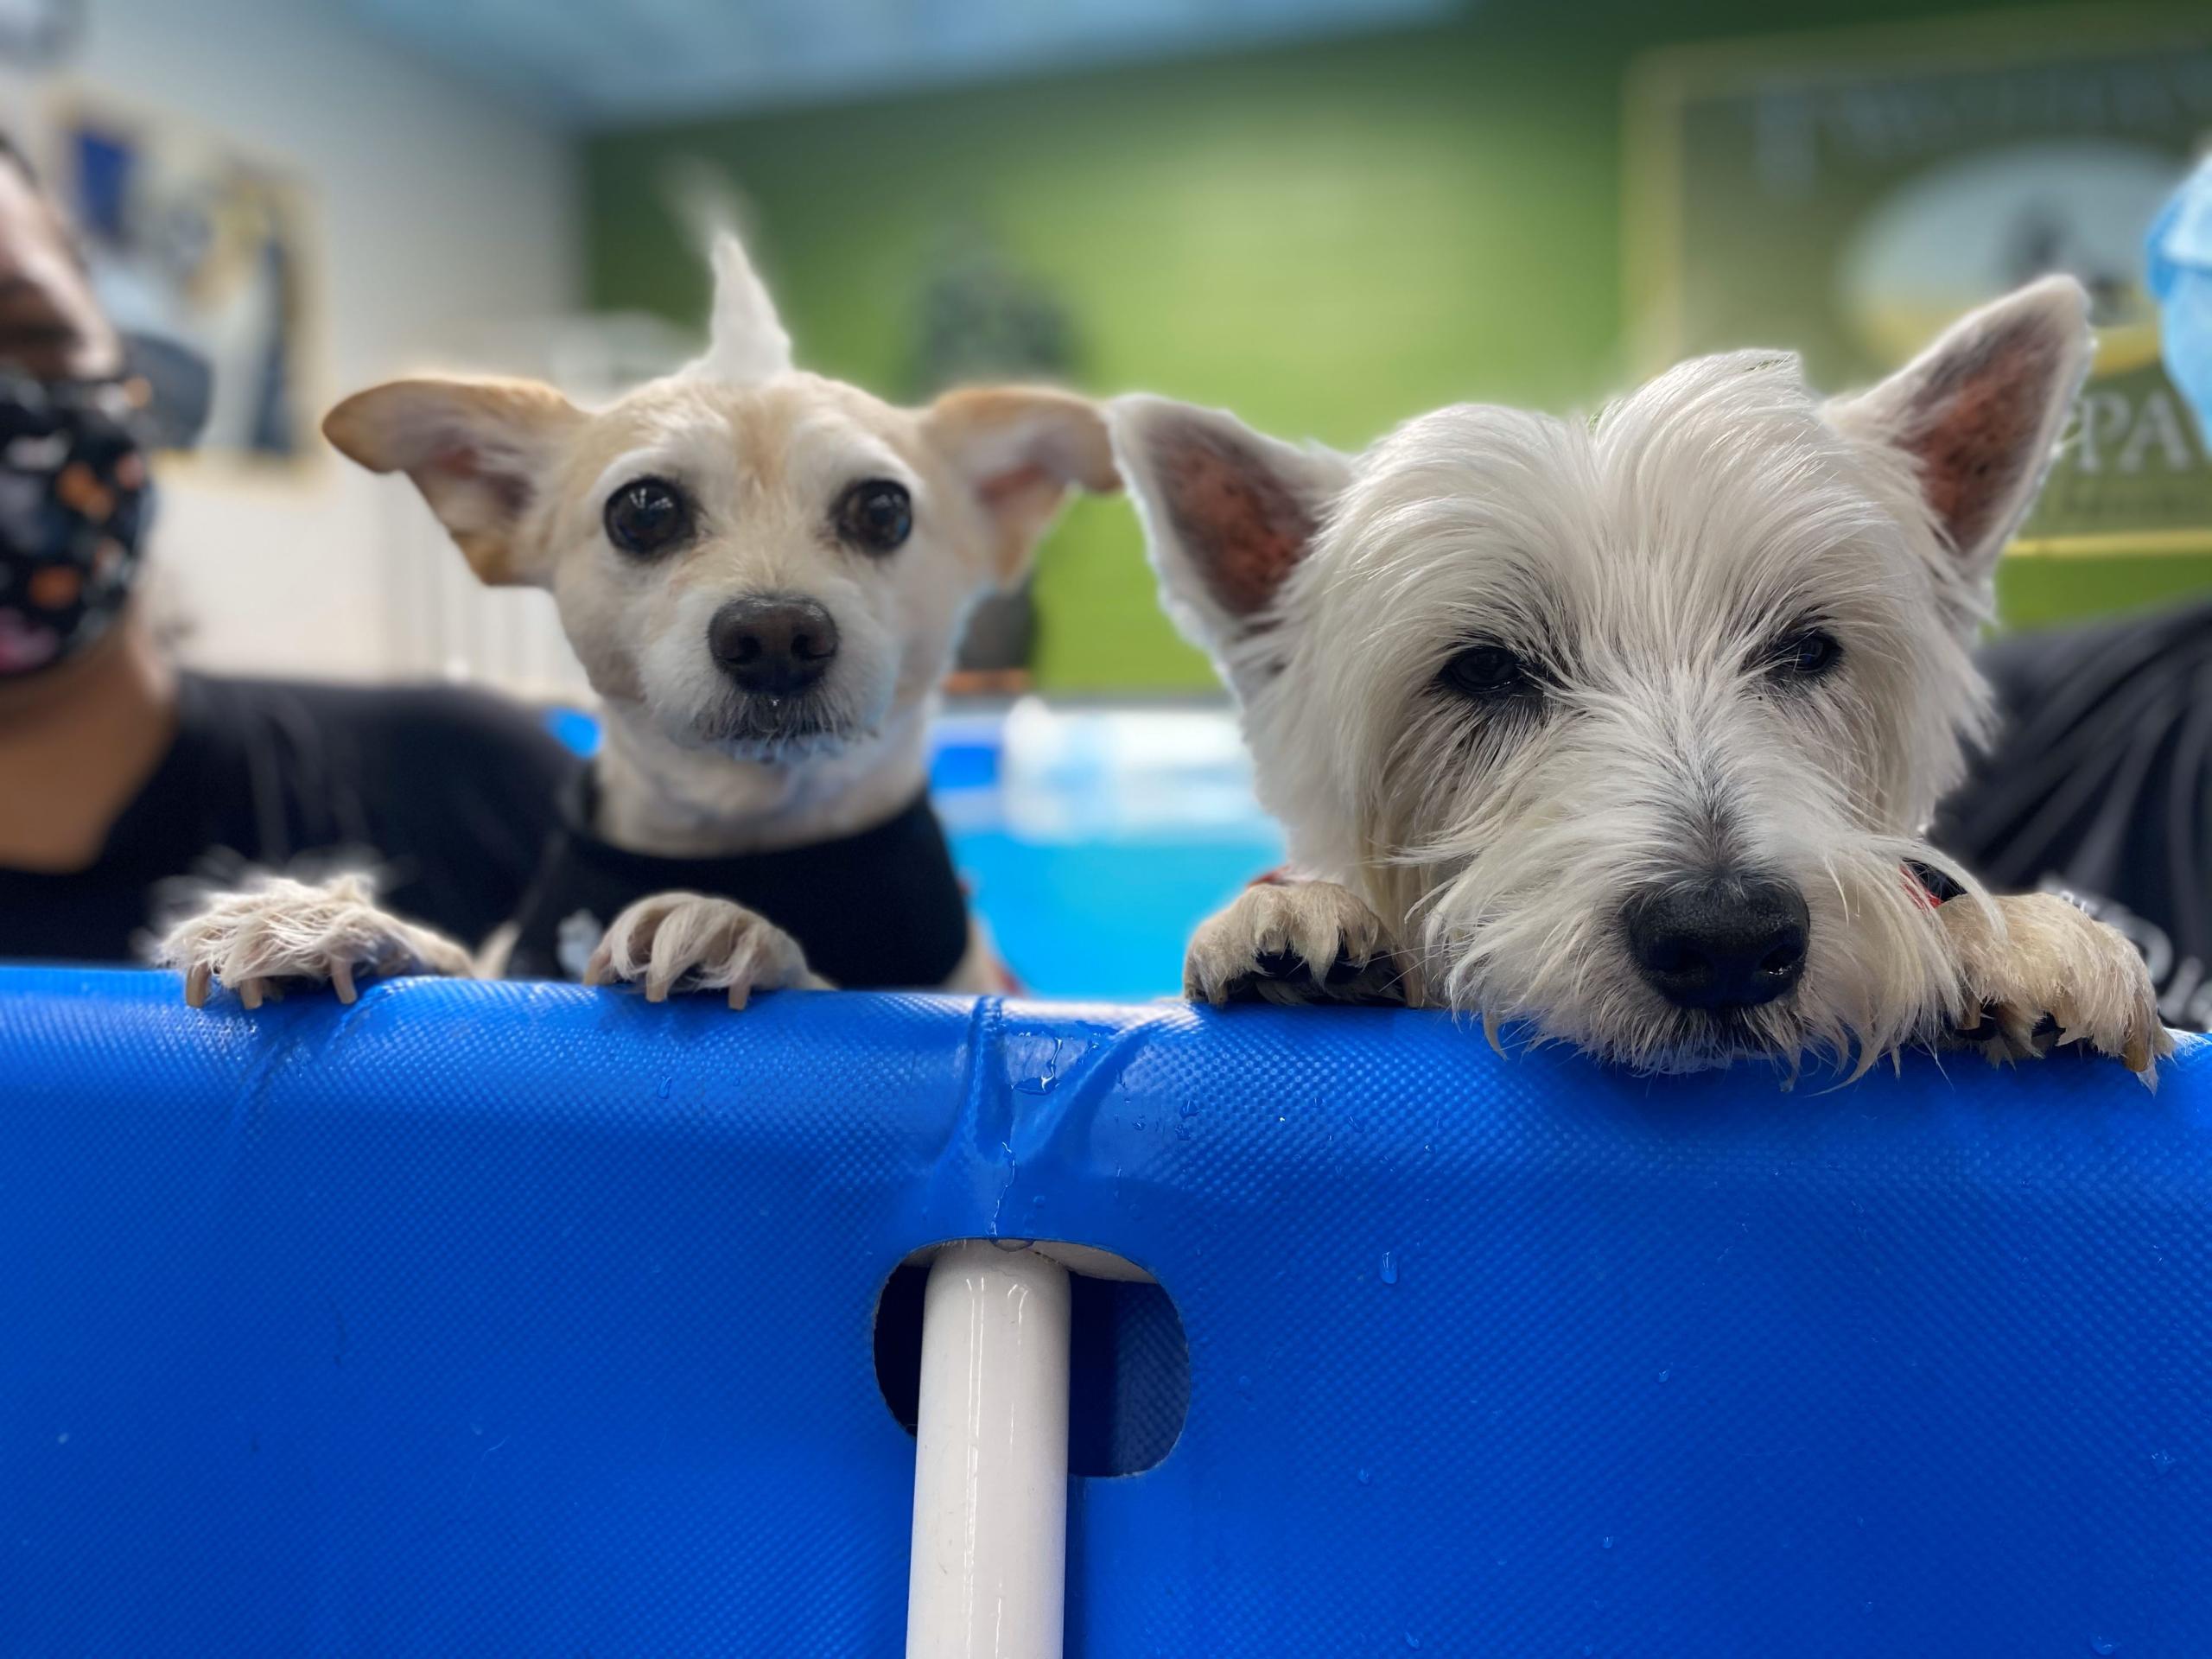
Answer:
xmin=582 ymin=0 xmax=2202 ymax=690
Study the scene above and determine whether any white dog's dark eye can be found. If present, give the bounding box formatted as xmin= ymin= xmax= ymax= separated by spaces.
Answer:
xmin=1440 ymin=643 xmax=1529 ymax=700
xmin=836 ymin=480 xmax=912 ymax=554
xmin=604 ymin=477 xmax=692 ymax=557
xmin=1772 ymin=629 xmax=1841 ymax=679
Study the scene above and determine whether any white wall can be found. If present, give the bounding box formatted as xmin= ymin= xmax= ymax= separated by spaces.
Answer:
xmin=0 ymin=0 xmax=581 ymax=681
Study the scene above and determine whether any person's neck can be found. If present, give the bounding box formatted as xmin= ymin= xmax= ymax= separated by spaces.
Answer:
xmin=0 ymin=614 xmax=179 ymax=873
xmin=592 ymin=697 xmax=932 ymax=858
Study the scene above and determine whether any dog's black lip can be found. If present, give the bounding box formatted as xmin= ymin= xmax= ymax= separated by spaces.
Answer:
xmin=704 ymin=692 xmax=846 ymax=747
xmin=1670 ymin=1001 xmax=1796 ymax=1057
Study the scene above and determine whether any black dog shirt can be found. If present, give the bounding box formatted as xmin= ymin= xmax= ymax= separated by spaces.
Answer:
xmin=506 ymin=768 xmax=973 ymax=989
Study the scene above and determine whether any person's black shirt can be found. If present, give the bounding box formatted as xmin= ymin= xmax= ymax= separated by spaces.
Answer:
xmin=0 ymin=672 xmax=575 ymax=964
xmin=1935 ymin=601 xmax=2212 ymax=1032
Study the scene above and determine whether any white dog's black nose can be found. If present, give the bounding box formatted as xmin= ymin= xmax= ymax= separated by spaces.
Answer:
xmin=1624 ymin=875 xmax=1809 ymax=1011
xmin=709 ymin=595 xmax=839 ymax=696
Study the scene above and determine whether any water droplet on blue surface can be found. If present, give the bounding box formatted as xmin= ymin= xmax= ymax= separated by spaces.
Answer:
xmin=1601 ymin=1535 xmax=1614 ymax=1550
xmin=2090 ymin=1638 xmax=2116 ymax=1656
xmin=1404 ymin=1635 xmax=1421 ymax=1650
xmin=1657 ymin=1369 xmax=1670 ymax=1382
xmin=1357 ymin=1467 xmax=1372 ymax=1485
xmin=1380 ymin=1251 xmax=1399 ymax=1286
xmin=2152 ymin=1449 xmax=2177 ymax=1475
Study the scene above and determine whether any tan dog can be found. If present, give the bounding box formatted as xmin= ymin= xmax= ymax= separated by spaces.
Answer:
xmin=161 ymin=230 xmax=1116 ymax=1008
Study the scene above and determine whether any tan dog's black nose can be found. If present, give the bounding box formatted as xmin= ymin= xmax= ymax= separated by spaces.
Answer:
xmin=709 ymin=595 xmax=839 ymax=697
xmin=1624 ymin=874 xmax=1809 ymax=1011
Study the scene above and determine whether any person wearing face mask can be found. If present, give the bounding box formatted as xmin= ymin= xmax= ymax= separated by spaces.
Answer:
xmin=0 ymin=135 xmax=576 ymax=964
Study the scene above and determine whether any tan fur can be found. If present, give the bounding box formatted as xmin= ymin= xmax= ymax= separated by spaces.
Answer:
xmin=323 ymin=378 xmax=584 ymax=587
xmin=168 ymin=231 xmax=1117 ymax=1012
xmin=923 ymin=385 xmax=1122 ymax=583
xmin=582 ymin=891 xmax=829 ymax=1008
xmin=153 ymin=874 xmax=476 ymax=1008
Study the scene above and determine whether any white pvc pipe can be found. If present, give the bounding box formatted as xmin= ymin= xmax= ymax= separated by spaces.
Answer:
xmin=906 ymin=1240 xmax=1071 ymax=1659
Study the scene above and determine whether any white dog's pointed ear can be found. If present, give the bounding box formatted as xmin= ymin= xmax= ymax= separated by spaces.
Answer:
xmin=323 ymin=378 xmax=583 ymax=588
xmin=922 ymin=386 xmax=1120 ymax=587
xmin=683 ymin=230 xmax=794 ymax=385
xmin=1108 ymin=394 xmax=1351 ymax=652
xmin=1827 ymin=275 xmax=2093 ymax=582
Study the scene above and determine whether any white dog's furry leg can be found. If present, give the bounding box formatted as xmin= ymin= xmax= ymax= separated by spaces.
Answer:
xmin=156 ymin=873 xmax=476 ymax=1009
xmin=583 ymin=892 xmax=830 ymax=1009
xmin=1185 ymin=879 xmax=1409 ymax=1007
xmin=1939 ymin=892 xmax=2172 ymax=1077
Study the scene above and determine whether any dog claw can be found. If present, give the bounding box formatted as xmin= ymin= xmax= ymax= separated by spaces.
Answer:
xmin=588 ymin=893 xmax=817 ymax=1007
xmin=183 ymin=961 xmax=211 ymax=1008
xmin=1947 ymin=1003 xmax=1999 ymax=1043
xmin=331 ymin=960 xmax=358 ymax=1005
xmin=238 ymin=977 xmax=264 ymax=1011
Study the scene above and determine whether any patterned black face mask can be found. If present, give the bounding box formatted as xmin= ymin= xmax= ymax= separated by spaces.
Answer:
xmin=0 ymin=370 xmax=152 ymax=677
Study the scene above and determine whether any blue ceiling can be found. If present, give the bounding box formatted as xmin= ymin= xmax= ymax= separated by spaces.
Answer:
xmin=337 ymin=0 xmax=1456 ymax=125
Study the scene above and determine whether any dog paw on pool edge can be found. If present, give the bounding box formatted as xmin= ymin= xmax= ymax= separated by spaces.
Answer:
xmin=1185 ymin=879 xmax=1411 ymax=1008
xmin=156 ymin=873 xmax=476 ymax=1009
xmin=583 ymin=892 xmax=829 ymax=1009
xmin=1938 ymin=891 xmax=2174 ymax=1080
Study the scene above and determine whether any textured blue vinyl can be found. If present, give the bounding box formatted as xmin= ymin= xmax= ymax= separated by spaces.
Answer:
xmin=2 ymin=967 xmax=2209 ymax=1656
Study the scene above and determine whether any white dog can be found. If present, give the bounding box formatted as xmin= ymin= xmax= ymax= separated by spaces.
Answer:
xmin=1112 ymin=276 xmax=2171 ymax=1078
xmin=160 ymin=231 xmax=1116 ymax=1008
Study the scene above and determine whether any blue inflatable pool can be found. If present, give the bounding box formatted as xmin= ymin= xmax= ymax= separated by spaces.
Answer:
xmin=3 ymin=968 xmax=2209 ymax=1655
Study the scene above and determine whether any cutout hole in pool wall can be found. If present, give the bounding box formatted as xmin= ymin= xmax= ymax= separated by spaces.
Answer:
xmin=873 ymin=1245 xmax=1190 ymax=1478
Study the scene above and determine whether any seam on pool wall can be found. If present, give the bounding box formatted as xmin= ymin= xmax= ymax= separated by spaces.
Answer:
xmin=959 ymin=995 xmax=1018 ymax=1239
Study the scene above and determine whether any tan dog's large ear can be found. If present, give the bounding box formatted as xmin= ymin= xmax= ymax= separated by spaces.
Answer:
xmin=1826 ymin=276 xmax=2092 ymax=603
xmin=922 ymin=387 xmax=1120 ymax=588
xmin=323 ymin=378 xmax=583 ymax=588
xmin=1107 ymin=394 xmax=1351 ymax=661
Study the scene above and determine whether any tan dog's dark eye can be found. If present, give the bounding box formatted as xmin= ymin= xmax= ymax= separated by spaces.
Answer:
xmin=604 ymin=477 xmax=692 ymax=557
xmin=836 ymin=480 xmax=912 ymax=554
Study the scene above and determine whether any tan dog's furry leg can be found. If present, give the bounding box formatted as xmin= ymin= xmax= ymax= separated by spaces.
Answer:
xmin=156 ymin=874 xmax=476 ymax=1008
xmin=583 ymin=893 xmax=830 ymax=1009
xmin=1939 ymin=892 xmax=2173 ymax=1077
xmin=1184 ymin=879 xmax=1409 ymax=1007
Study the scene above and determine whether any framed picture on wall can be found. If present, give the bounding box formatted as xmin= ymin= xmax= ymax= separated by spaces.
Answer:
xmin=46 ymin=88 xmax=319 ymax=473
xmin=1624 ymin=8 xmax=2212 ymax=560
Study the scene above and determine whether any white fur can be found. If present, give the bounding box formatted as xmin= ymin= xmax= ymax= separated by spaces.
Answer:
xmin=683 ymin=231 xmax=795 ymax=386
xmin=1116 ymin=277 xmax=2169 ymax=1077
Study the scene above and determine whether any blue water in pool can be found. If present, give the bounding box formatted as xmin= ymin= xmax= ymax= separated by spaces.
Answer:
xmin=550 ymin=702 xmax=1284 ymax=1001
xmin=950 ymin=826 xmax=1282 ymax=999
